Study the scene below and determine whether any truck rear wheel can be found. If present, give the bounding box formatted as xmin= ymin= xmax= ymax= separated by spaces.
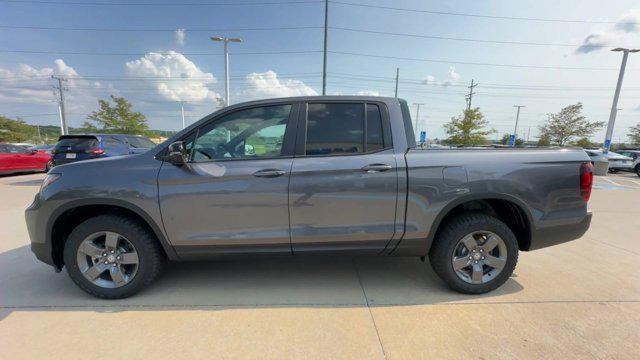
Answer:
xmin=63 ymin=214 xmax=166 ymax=299
xmin=429 ymin=213 xmax=518 ymax=294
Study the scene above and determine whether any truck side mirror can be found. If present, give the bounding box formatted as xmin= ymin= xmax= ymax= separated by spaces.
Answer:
xmin=167 ymin=141 xmax=187 ymax=165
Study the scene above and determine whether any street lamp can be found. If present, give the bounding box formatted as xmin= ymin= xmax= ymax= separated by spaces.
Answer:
xmin=603 ymin=48 xmax=639 ymax=153
xmin=413 ymin=103 xmax=424 ymax=142
xmin=210 ymin=36 xmax=242 ymax=107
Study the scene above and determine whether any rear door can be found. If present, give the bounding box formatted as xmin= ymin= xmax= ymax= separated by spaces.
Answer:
xmin=289 ymin=102 xmax=399 ymax=253
xmin=158 ymin=103 xmax=299 ymax=256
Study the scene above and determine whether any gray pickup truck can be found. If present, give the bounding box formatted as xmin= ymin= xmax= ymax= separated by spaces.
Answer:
xmin=26 ymin=96 xmax=594 ymax=298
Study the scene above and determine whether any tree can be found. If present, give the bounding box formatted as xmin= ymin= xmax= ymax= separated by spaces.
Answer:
xmin=499 ymin=133 xmax=524 ymax=146
xmin=572 ymin=137 xmax=596 ymax=149
xmin=629 ymin=123 xmax=640 ymax=146
xmin=538 ymin=103 xmax=604 ymax=146
xmin=83 ymin=95 xmax=148 ymax=134
xmin=443 ymin=108 xmax=494 ymax=146
xmin=0 ymin=115 xmax=37 ymax=142
xmin=537 ymin=134 xmax=551 ymax=147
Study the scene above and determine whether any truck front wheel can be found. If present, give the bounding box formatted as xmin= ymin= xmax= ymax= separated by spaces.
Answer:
xmin=429 ymin=213 xmax=518 ymax=294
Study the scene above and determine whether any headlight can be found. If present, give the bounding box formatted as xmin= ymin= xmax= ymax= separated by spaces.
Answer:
xmin=41 ymin=173 xmax=62 ymax=191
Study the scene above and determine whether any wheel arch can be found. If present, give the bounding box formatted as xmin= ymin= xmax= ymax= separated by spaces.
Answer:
xmin=426 ymin=193 xmax=534 ymax=253
xmin=47 ymin=199 xmax=178 ymax=269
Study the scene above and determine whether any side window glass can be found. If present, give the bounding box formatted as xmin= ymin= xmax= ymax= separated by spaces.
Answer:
xmin=366 ymin=104 xmax=384 ymax=151
xmin=191 ymin=104 xmax=291 ymax=162
xmin=306 ymin=103 xmax=364 ymax=155
xmin=104 ymin=137 xmax=121 ymax=147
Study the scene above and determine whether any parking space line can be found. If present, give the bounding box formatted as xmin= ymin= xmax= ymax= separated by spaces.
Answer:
xmin=600 ymin=177 xmax=624 ymax=187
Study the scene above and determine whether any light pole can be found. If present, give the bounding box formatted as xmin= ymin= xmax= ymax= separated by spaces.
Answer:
xmin=210 ymin=36 xmax=242 ymax=107
xmin=413 ymin=103 xmax=424 ymax=135
xmin=603 ymin=48 xmax=639 ymax=153
xmin=179 ymin=101 xmax=186 ymax=129
xmin=512 ymin=105 xmax=525 ymax=147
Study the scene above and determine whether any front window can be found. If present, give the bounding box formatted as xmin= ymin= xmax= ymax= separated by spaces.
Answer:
xmin=191 ymin=104 xmax=292 ymax=162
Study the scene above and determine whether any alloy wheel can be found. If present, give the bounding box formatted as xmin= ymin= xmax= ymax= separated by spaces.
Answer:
xmin=76 ymin=231 xmax=139 ymax=288
xmin=451 ymin=231 xmax=508 ymax=284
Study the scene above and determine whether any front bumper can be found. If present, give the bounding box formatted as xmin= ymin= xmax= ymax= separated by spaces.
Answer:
xmin=528 ymin=212 xmax=592 ymax=251
xmin=25 ymin=193 xmax=57 ymax=268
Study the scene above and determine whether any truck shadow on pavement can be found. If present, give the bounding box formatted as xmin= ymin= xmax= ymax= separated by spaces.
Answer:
xmin=0 ymin=245 xmax=523 ymax=320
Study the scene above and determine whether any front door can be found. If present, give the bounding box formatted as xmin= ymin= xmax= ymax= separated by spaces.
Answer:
xmin=158 ymin=103 xmax=298 ymax=257
xmin=289 ymin=102 xmax=399 ymax=253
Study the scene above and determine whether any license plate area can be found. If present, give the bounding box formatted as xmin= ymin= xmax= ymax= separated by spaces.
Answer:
xmin=66 ymin=153 xmax=77 ymax=159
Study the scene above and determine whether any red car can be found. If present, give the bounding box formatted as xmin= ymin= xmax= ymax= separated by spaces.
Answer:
xmin=0 ymin=143 xmax=53 ymax=175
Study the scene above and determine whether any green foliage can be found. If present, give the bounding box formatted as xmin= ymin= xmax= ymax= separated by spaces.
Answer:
xmin=628 ymin=123 xmax=640 ymax=146
xmin=83 ymin=95 xmax=148 ymax=134
xmin=443 ymin=108 xmax=494 ymax=146
xmin=499 ymin=133 xmax=524 ymax=146
xmin=537 ymin=134 xmax=551 ymax=146
xmin=538 ymin=103 xmax=604 ymax=146
xmin=0 ymin=115 xmax=37 ymax=142
xmin=572 ymin=137 xmax=597 ymax=149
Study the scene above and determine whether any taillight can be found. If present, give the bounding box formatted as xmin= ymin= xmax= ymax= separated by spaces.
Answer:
xmin=579 ymin=161 xmax=594 ymax=202
xmin=88 ymin=148 xmax=105 ymax=156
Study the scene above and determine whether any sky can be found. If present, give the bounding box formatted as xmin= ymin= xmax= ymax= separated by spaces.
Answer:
xmin=0 ymin=0 xmax=639 ymax=142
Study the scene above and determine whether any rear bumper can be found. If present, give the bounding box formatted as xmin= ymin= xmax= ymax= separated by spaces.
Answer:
xmin=527 ymin=212 xmax=592 ymax=251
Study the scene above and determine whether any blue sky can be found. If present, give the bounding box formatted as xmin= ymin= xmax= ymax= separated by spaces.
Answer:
xmin=0 ymin=0 xmax=639 ymax=142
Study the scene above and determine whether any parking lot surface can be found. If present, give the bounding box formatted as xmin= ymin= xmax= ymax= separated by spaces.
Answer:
xmin=1 ymin=172 xmax=639 ymax=359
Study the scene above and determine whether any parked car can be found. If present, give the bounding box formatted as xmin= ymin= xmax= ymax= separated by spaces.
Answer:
xmin=585 ymin=149 xmax=633 ymax=173
xmin=30 ymin=144 xmax=55 ymax=155
xmin=0 ymin=143 xmax=53 ymax=175
xmin=616 ymin=149 xmax=640 ymax=177
xmin=51 ymin=134 xmax=156 ymax=166
xmin=26 ymin=96 xmax=593 ymax=299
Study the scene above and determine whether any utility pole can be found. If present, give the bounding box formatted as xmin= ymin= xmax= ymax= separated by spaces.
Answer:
xmin=52 ymin=75 xmax=68 ymax=135
xmin=394 ymin=67 xmax=399 ymax=98
xmin=512 ymin=105 xmax=525 ymax=147
xmin=526 ymin=126 xmax=531 ymax=143
xmin=36 ymin=125 xmax=42 ymax=144
xmin=413 ymin=103 xmax=424 ymax=136
xmin=465 ymin=79 xmax=477 ymax=111
xmin=604 ymin=48 xmax=639 ymax=153
xmin=179 ymin=102 xmax=186 ymax=129
xmin=322 ymin=0 xmax=328 ymax=95
xmin=211 ymin=36 xmax=243 ymax=106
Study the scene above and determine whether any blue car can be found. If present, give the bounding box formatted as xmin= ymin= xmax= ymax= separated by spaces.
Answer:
xmin=52 ymin=134 xmax=157 ymax=166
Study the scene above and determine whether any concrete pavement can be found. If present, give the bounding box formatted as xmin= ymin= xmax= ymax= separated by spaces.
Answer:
xmin=0 ymin=172 xmax=639 ymax=359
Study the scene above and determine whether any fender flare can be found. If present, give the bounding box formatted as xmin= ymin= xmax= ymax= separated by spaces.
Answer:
xmin=47 ymin=198 xmax=179 ymax=260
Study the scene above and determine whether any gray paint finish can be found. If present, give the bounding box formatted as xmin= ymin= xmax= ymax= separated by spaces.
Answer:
xmin=26 ymin=96 xmax=592 ymax=269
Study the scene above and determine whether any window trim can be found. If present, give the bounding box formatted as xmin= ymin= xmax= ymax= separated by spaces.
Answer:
xmin=177 ymin=102 xmax=300 ymax=164
xmin=295 ymin=100 xmax=393 ymax=158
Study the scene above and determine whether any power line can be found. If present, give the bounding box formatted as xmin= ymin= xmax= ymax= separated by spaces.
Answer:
xmin=330 ymin=27 xmax=614 ymax=48
xmin=0 ymin=0 xmax=322 ymax=6
xmin=329 ymin=1 xmax=636 ymax=25
xmin=0 ymin=49 xmax=322 ymax=56
xmin=0 ymin=24 xmax=322 ymax=32
xmin=328 ymin=51 xmax=631 ymax=71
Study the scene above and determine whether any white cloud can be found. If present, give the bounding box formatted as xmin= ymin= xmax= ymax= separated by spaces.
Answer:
xmin=356 ymin=90 xmax=380 ymax=96
xmin=423 ymin=66 xmax=461 ymax=87
xmin=125 ymin=51 xmax=219 ymax=102
xmin=175 ymin=29 xmax=186 ymax=46
xmin=576 ymin=10 xmax=640 ymax=54
xmin=242 ymin=70 xmax=317 ymax=99
xmin=0 ymin=59 xmax=101 ymax=109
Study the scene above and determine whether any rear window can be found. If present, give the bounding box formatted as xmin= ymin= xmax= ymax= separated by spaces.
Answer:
xmin=125 ymin=136 xmax=156 ymax=149
xmin=55 ymin=137 xmax=99 ymax=149
xmin=306 ymin=103 xmax=364 ymax=155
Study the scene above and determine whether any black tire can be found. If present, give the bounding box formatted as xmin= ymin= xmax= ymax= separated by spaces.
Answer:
xmin=45 ymin=160 xmax=54 ymax=173
xmin=63 ymin=214 xmax=165 ymax=299
xmin=608 ymin=168 xmax=619 ymax=173
xmin=429 ymin=213 xmax=518 ymax=294
xmin=635 ymin=165 xmax=640 ymax=177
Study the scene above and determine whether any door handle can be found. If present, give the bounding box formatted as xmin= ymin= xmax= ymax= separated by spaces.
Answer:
xmin=361 ymin=163 xmax=392 ymax=173
xmin=253 ymin=169 xmax=286 ymax=178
